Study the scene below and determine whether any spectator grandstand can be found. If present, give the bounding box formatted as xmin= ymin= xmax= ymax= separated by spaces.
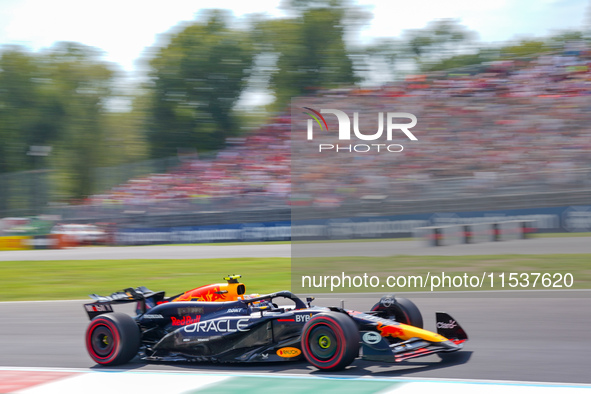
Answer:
xmin=32 ymin=47 xmax=580 ymax=234
xmin=86 ymin=50 xmax=591 ymax=208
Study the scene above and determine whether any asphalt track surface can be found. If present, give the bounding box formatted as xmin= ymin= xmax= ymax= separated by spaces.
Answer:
xmin=1 ymin=236 xmax=591 ymax=261
xmin=1 ymin=238 xmax=590 ymax=385
xmin=0 ymin=292 xmax=590 ymax=385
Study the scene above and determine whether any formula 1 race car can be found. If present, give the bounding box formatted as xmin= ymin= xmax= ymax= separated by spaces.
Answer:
xmin=84 ymin=276 xmax=468 ymax=371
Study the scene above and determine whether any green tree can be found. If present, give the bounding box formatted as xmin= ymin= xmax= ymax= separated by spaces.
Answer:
xmin=259 ymin=0 xmax=363 ymax=110
xmin=38 ymin=42 xmax=116 ymax=199
xmin=499 ymin=40 xmax=549 ymax=58
xmin=402 ymin=19 xmax=478 ymax=71
xmin=0 ymin=46 xmax=61 ymax=174
xmin=146 ymin=10 xmax=255 ymax=158
xmin=422 ymin=51 xmax=494 ymax=72
xmin=0 ymin=42 xmax=121 ymax=210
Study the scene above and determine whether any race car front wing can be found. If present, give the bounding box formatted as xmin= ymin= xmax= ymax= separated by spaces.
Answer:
xmin=361 ymin=312 xmax=468 ymax=363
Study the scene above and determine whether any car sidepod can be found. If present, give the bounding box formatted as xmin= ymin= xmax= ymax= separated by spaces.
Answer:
xmin=138 ymin=302 xmax=328 ymax=363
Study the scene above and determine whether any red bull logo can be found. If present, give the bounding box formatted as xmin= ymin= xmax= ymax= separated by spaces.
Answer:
xmin=171 ymin=315 xmax=201 ymax=326
xmin=202 ymin=286 xmax=227 ymax=302
xmin=174 ymin=285 xmax=227 ymax=302
xmin=376 ymin=323 xmax=405 ymax=338
xmin=170 ymin=276 xmax=246 ymax=303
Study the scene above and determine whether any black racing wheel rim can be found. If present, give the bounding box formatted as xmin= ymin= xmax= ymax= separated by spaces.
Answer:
xmin=91 ymin=325 xmax=115 ymax=358
xmin=307 ymin=325 xmax=338 ymax=360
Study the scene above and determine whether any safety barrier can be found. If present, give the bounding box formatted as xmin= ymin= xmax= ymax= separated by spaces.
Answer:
xmin=0 ymin=235 xmax=77 ymax=250
xmin=415 ymin=220 xmax=537 ymax=246
xmin=0 ymin=236 xmax=32 ymax=251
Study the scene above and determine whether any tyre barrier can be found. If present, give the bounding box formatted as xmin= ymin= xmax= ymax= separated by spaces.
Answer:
xmin=415 ymin=220 xmax=536 ymax=246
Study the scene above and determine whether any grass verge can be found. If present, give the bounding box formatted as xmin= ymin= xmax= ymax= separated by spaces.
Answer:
xmin=0 ymin=258 xmax=290 ymax=302
xmin=531 ymin=232 xmax=591 ymax=238
xmin=1 ymin=254 xmax=591 ymax=301
xmin=292 ymin=254 xmax=591 ymax=293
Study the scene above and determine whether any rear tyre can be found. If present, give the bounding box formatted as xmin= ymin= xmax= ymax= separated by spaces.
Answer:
xmin=371 ymin=296 xmax=423 ymax=328
xmin=85 ymin=312 xmax=140 ymax=366
xmin=301 ymin=312 xmax=359 ymax=371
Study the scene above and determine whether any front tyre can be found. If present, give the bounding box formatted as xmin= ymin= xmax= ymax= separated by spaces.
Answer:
xmin=371 ymin=296 xmax=423 ymax=328
xmin=85 ymin=312 xmax=140 ymax=366
xmin=301 ymin=312 xmax=359 ymax=371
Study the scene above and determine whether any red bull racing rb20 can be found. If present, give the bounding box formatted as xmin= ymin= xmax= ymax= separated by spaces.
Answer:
xmin=84 ymin=276 xmax=468 ymax=371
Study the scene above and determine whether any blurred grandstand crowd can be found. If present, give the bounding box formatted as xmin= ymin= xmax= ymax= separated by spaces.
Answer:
xmin=87 ymin=49 xmax=591 ymax=208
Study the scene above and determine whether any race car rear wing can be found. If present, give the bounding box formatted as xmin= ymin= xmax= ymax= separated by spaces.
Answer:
xmin=88 ymin=286 xmax=165 ymax=304
xmin=84 ymin=286 xmax=166 ymax=319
